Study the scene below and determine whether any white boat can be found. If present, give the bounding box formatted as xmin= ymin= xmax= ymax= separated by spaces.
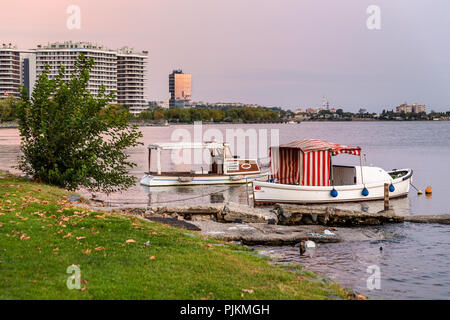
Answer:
xmin=252 ymin=139 xmax=413 ymax=205
xmin=140 ymin=141 xmax=269 ymax=187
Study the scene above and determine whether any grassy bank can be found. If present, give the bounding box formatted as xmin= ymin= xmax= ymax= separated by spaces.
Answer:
xmin=0 ymin=171 xmax=349 ymax=300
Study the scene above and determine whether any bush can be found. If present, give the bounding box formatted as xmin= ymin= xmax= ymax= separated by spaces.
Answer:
xmin=0 ymin=96 xmax=18 ymax=122
xmin=16 ymin=54 xmax=143 ymax=193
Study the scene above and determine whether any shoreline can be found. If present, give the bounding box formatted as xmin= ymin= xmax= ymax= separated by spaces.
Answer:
xmin=2 ymin=118 xmax=448 ymax=130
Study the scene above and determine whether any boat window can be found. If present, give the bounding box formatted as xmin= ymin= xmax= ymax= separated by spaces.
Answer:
xmin=332 ymin=165 xmax=356 ymax=186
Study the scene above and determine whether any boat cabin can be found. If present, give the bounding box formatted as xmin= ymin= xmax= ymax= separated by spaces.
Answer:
xmin=146 ymin=141 xmax=261 ymax=176
xmin=269 ymin=139 xmax=383 ymax=186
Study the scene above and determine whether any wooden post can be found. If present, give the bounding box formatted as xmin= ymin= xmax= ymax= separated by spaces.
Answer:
xmin=384 ymin=183 xmax=390 ymax=211
xmin=245 ymin=178 xmax=249 ymax=205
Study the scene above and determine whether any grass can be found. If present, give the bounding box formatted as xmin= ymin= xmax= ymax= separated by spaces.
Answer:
xmin=0 ymin=171 xmax=350 ymax=300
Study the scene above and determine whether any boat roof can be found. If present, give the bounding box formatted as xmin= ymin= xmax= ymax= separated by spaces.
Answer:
xmin=279 ymin=139 xmax=361 ymax=155
xmin=147 ymin=141 xmax=228 ymax=150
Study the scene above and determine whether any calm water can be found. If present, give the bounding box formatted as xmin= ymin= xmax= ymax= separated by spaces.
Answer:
xmin=1 ymin=122 xmax=449 ymax=299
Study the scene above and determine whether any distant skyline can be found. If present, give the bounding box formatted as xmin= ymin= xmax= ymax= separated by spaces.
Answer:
xmin=1 ymin=0 xmax=450 ymax=112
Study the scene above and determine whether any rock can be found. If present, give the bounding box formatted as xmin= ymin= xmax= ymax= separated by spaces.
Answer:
xmin=145 ymin=203 xmax=278 ymax=224
xmin=190 ymin=220 xmax=340 ymax=245
xmin=276 ymin=204 xmax=403 ymax=226
xmin=68 ymin=194 xmax=81 ymax=202
xmin=148 ymin=204 xmax=225 ymax=221
xmin=404 ymin=214 xmax=450 ymax=225
xmin=222 ymin=203 xmax=278 ymax=224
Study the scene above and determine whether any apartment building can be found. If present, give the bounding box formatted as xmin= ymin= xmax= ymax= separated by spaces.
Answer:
xmin=0 ymin=44 xmax=21 ymax=98
xmin=396 ymin=103 xmax=426 ymax=114
xmin=35 ymin=41 xmax=118 ymax=99
xmin=117 ymin=47 xmax=148 ymax=114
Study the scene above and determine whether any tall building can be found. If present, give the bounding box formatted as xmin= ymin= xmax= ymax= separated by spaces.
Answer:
xmin=117 ymin=47 xmax=148 ymax=114
xmin=0 ymin=44 xmax=21 ymax=98
xmin=35 ymin=41 xmax=118 ymax=99
xmin=169 ymin=69 xmax=191 ymax=108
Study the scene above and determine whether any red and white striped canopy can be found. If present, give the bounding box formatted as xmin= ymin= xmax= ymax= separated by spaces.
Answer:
xmin=270 ymin=139 xmax=361 ymax=186
xmin=280 ymin=139 xmax=361 ymax=156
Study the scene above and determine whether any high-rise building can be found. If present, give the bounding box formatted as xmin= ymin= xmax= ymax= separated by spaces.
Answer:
xmin=0 ymin=44 xmax=21 ymax=98
xmin=117 ymin=47 xmax=148 ymax=114
xmin=169 ymin=69 xmax=191 ymax=108
xmin=35 ymin=41 xmax=118 ymax=99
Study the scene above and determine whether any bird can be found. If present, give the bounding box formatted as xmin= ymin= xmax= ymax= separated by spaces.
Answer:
xmin=380 ymin=246 xmax=383 ymax=251
xmin=299 ymin=241 xmax=306 ymax=256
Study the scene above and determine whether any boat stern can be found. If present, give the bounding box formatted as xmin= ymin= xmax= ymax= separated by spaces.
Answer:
xmin=140 ymin=174 xmax=154 ymax=187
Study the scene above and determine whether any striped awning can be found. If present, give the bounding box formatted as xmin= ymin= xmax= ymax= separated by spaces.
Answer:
xmin=280 ymin=139 xmax=361 ymax=156
xmin=270 ymin=139 xmax=361 ymax=186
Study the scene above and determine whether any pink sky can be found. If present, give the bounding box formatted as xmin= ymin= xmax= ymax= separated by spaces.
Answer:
xmin=2 ymin=0 xmax=450 ymax=111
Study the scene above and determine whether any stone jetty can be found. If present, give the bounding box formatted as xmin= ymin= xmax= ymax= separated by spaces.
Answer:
xmin=113 ymin=203 xmax=449 ymax=245
xmin=147 ymin=203 xmax=278 ymax=224
xmin=404 ymin=214 xmax=450 ymax=225
xmin=275 ymin=204 xmax=404 ymax=226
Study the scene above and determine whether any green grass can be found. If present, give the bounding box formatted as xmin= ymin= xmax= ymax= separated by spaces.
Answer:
xmin=0 ymin=171 xmax=350 ymax=300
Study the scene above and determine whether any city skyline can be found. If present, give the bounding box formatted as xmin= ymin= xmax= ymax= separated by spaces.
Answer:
xmin=1 ymin=0 xmax=450 ymax=111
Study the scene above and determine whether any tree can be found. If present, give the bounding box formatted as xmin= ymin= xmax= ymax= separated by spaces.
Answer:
xmin=0 ymin=96 xmax=18 ymax=122
xmin=16 ymin=54 xmax=143 ymax=193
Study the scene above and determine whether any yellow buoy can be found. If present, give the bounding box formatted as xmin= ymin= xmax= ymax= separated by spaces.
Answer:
xmin=425 ymin=186 xmax=432 ymax=195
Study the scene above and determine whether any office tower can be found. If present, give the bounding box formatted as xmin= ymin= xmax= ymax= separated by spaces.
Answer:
xmin=169 ymin=69 xmax=191 ymax=108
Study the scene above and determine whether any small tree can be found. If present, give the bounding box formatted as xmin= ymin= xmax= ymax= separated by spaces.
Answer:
xmin=0 ymin=96 xmax=18 ymax=122
xmin=16 ymin=54 xmax=143 ymax=193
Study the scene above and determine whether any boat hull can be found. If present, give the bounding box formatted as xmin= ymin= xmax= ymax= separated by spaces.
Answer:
xmin=140 ymin=172 xmax=269 ymax=187
xmin=253 ymin=169 xmax=412 ymax=205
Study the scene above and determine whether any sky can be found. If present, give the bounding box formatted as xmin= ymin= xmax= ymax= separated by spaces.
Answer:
xmin=1 ymin=0 xmax=450 ymax=112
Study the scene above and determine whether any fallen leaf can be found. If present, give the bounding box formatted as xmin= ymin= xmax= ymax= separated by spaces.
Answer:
xmin=62 ymin=233 xmax=72 ymax=239
xmin=81 ymin=287 xmax=87 ymax=292
xmin=125 ymin=239 xmax=136 ymax=244
xmin=82 ymin=249 xmax=92 ymax=255
xmin=20 ymin=234 xmax=30 ymax=240
xmin=76 ymin=236 xmax=86 ymax=240
xmin=149 ymin=256 xmax=156 ymax=260
xmin=242 ymin=289 xmax=254 ymax=294
xmin=95 ymin=246 xmax=105 ymax=251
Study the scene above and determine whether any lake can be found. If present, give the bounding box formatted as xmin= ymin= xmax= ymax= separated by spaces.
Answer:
xmin=1 ymin=121 xmax=449 ymax=299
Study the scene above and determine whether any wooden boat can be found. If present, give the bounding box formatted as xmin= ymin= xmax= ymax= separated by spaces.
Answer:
xmin=140 ymin=141 xmax=269 ymax=187
xmin=252 ymin=139 xmax=413 ymax=205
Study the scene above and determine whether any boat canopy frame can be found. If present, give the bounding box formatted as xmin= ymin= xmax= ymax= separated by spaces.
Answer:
xmin=146 ymin=141 xmax=233 ymax=175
